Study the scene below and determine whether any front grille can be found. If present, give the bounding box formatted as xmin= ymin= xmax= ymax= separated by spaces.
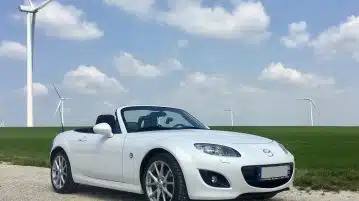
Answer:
xmin=241 ymin=163 xmax=293 ymax=188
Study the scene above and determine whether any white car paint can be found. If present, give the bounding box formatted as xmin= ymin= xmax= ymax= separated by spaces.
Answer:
xmin=50 ymin=105 xmax=295 ymax=200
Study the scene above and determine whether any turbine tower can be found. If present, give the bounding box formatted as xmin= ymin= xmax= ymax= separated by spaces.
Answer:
xmin=53 ymin=84 xmax=71 ymax=129
xmin=0 ymin=120 xmax=4 ymax=127
xmin=224 ymin=109 xmax=234 ymax=126
xmin=18 ymin=0 xmax=54 ymax=127
xmin=297 ymin=98 xmax=317 ymax=126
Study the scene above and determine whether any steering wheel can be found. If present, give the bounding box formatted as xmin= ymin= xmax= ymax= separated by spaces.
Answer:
xmin=173 ymin=124 xmax=186 ymax=128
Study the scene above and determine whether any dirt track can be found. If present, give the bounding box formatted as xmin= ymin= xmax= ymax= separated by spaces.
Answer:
xmin=0 ymin=164 xmax=358 ymax=201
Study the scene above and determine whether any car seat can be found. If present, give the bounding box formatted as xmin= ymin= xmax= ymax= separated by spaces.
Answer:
xmin=95 ymin=114 xmax=121 ymax=133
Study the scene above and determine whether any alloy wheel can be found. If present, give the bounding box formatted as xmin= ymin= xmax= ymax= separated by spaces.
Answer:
xmin=145 ymin=160 xmax=175 ymax=201
xmin=51 ymin=155 xmax=68 ymax=189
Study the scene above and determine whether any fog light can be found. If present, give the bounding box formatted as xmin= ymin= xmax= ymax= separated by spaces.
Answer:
xmin=211 ymin=176 xmax=218 ymax=183
xmin=199 ymin=169 xmax=230 ymax=188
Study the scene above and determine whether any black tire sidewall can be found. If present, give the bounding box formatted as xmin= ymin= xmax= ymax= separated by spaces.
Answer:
xmin=141 ymin=153 xmax=189 ymax=201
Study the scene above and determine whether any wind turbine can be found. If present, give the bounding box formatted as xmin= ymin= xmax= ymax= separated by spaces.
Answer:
xmin=224 ymin=109 xmax=234 ymax=126
xmin=296 ymin=98 xmax=318 ymax=126
xmin=0 ymin=120 xmax=4 ymax=127
xmin=53 ymin=84 xmax=71 ymax=130
xmin=18 ymin=0 xmax=54 ymax=127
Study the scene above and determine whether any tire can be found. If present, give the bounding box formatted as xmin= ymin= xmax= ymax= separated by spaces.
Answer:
xmin=50 ymin=151 xmax=78 ymax=194
xmin=141 ymin=153 xmax=189 ymax=201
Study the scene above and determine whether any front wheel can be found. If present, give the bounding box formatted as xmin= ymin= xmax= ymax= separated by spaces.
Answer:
xmin=50 ymin=151 xmax=78 ymax=194
xmin=142 ymin=153 xmax=189 ymax=201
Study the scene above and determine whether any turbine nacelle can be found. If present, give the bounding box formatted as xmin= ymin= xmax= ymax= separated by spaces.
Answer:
xmin=296 ymin=97 xmax=319 ymax=126
xmin=52 ymin=84 xmax=70 ymax=130
xmin=18 ymin=5 xmax=36 ymax=13
xmin=296 ymin=98 xmax=317 ymax=109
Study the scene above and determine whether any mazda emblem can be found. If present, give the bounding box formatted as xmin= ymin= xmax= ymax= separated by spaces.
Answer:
xmin=263 ymin=149 xmax=274 ymax=157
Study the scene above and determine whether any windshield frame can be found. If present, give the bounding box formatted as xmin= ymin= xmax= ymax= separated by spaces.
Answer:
xmin=120 ymin=106 xmax=209 ymax=133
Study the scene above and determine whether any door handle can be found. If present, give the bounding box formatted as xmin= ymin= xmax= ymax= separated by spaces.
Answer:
xmin=77 ymin=137 xmax=87 ymax=142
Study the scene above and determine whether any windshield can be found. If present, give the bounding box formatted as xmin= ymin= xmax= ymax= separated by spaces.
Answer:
xmin=121 ymin=106 xmax=209 ymax=133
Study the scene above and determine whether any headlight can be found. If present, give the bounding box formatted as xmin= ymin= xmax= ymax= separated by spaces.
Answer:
xmin=194 ymin=143 xmax=241 ymax=157
xmin=278 ymin=142 xmax=289 ymax=154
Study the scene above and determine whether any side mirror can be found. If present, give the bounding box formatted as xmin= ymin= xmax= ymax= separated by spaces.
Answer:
xmin=93 ymin=123 xmax=114 ymax=138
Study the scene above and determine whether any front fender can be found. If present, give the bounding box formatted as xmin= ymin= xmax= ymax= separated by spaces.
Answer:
xmin=129 ymin=138 xmax=195 ymax=185
xmin=131 ymin=138 xmax=215 ymax=195
xmin=49 ymin=132 xmax=72 ymax=165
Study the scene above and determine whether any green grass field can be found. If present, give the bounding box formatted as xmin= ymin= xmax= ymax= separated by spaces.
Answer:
xmin=0 ymin=126 xmax=358 ymax=191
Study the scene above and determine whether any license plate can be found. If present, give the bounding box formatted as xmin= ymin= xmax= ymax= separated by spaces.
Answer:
xmin=260 ymin=165 xmax=289 ymax=180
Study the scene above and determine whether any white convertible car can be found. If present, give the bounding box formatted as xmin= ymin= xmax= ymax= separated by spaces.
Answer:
xmin=49 ymin=105 xmax=295 ymax=201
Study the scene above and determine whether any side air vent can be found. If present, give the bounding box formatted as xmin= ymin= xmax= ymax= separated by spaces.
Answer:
xmin=199 ymin=169 xmax=230 ymax=188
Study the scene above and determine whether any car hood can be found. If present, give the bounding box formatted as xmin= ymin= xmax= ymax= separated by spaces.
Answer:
xmin=153 ymin=129 xmax=273 ymax=145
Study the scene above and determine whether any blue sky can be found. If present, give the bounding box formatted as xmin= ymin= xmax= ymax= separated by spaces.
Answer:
xmin=1 ymin=0 xmax=359 ymax=126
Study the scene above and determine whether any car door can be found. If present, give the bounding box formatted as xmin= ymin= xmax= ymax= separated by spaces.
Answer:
xmin=81 ymin=133 xmax=125 ymax=182
xmin=68 ymin=129 xmax=93 ymax=175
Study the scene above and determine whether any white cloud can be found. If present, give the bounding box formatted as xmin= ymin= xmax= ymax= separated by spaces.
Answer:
xmin=180 ymin=72 xmax=227 ymax=90
xmin=104 ymin=0 xmax=156 ymax=15
xmin=32 ymin=1 xmax=103 ymax=40
xmin=159 ymin=58 xmax=183 ymax=72
xmin=63 ymin=65 xmax=126 ymax=94
xmin=22 ymin=82 xmax=49 ymax=97
xmin=154 ymin=71 xmax=264 ymax=125
xmin=115 ymin=52 xmax=161 ymax=77
xmin=180 ymin=71 xmax=263 ymax=94
xmin=258 ymin=62 xmax=335 ymax=88
xmin=160 ymin=1 xmax=270 ymax=41
xmin=105 ymin=0 xmax=270 ymax=41
xmin=280 ymin=21 xmax=310 ymax=48
xmin=0 ymin=40 xmax=26 ymax=60
xmin=310 ymin=15 xmax=359 ymax=61
xmin=177 ymin=39 xmax=189 ymax=48
xmin=114 ymin=52 xmax=182 ymax=78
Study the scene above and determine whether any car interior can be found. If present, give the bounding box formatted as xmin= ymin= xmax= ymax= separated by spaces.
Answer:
xmin=125 ymin=111 xmax=171 ymax=132
xmin=73 ymin=113 xmax=121 ymax=134
xmin=73 ymin=111 xmax=174 ymax=134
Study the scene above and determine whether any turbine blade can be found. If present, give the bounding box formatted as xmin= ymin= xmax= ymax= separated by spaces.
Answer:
xmin=312 ymin=102 xmax=320 ymax=114
xmin=310 ymin=100 xmax=315 ymax=107
xmin=33 ymin=0 xmax=54 ymax=11
xmin=54 ymin=101 xmax=61 ymax=116
xmin=308 ymin=99 xmax=316 ymax=108
xmin=27 ymin=0 xmax=34 ymax=8
xmin=52 ymin=84 xmax=61 ymax=98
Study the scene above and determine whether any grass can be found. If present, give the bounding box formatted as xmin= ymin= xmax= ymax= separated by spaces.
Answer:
xmin=0 ymin=127 xmax=62 ymax=167
xmin=0 ymin=126 xmax=359 ymax=192
xmin=213 ymin=126 xmax=359 ymax=192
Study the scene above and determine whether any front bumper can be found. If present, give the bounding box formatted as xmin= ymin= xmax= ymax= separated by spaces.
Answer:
xmin=181 ymin=152 xmax=295 ymax=200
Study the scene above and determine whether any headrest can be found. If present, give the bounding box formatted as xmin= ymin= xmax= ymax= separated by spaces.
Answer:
xmin=96 ymin=114 xmax=116 ymax=125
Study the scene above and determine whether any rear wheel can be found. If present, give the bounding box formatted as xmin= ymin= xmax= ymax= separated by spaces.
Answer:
xmin=142 ymin=153 xmax=189 ymax=201
xmin=50 ymin=151 xmax=78 ymax=194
